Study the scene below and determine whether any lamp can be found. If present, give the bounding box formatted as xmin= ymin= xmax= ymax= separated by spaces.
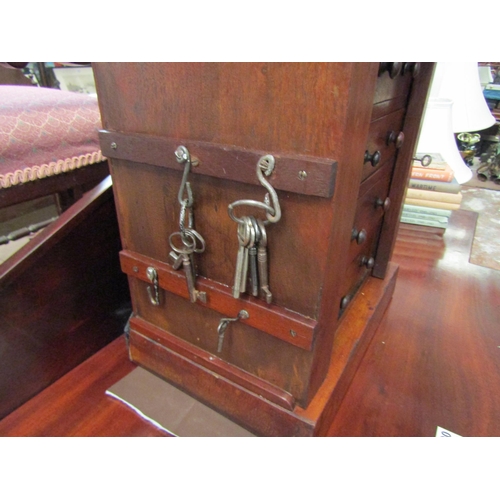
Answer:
xmin=416 ymin=98 xmax=473 ymax=184
xmin=430 ymin=62 xmax=495 ymax=133
xmin=416 ymin=62 xmax=496 ymax=184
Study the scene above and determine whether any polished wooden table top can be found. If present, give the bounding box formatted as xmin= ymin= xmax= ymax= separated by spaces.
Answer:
xmin=1 ymin=209 xmax=499 ymax=436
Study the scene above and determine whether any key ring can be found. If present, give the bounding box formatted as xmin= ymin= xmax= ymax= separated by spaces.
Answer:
xmin=183 ymin=228 xmax=206 ymax=253
xmin=228 ymin=199 xmax=276 ymax=225
xmin=169 ymin=231 xmax=196 ymax=255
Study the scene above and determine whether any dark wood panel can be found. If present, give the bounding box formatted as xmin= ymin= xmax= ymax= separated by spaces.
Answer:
xmin=109 ymin=159 xmax=333 ymax=319
xmin=130 ymin=316 xmax=296 ymax=411
xmin=0 ymin=178 xmax=131 ymax=419
xmin=99 ymin=130 xmax=337 ymax=199
xmin=129 ymin=280 xmax=317 ymax=405
xmin=120 ymin=249 xmax=317 ymax=350
xmin=94 ymin=63 xmax=357 ymax=159
xmin=129 ymin=328 xmax=315 ymax=437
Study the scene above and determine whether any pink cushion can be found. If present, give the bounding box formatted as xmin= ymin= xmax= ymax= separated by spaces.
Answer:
xmin=0 ymin=85 xmax=104 ymax=188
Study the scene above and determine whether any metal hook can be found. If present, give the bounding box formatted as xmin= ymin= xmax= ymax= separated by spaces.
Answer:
xmin=256 ymin=155 xmax=281 ymax=223
xmin=226 ymin=155 xmax=281 ymax=225
xmin=175 ymin=146 xmax=194 ymax=208
xmin=217 ymin=310 xmax=249 ymax=353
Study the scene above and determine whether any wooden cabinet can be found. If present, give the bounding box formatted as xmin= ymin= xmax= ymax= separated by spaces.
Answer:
xmin=93 ymin=62 xmax=434 ymax=436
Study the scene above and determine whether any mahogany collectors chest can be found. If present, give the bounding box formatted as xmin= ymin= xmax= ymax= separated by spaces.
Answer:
xmin=93 ymin=62 xmax=434 ymax=436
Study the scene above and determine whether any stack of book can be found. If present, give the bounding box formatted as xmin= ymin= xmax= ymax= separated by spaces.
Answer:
xmin=401 ymin=153 xmax=462 ymax=230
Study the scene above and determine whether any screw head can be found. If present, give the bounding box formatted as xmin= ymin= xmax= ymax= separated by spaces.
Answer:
xmin=290 ymin=330 xmax=297 ymax=337
xmin=298 ymin=170 xmax=307 ymax=180
xmin=111 ymin=142 xmax=117 ymax=149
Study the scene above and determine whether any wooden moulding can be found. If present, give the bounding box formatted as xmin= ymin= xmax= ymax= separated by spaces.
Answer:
xmin=120 ymin=249 xmax=317 ymax=351
xmin=99 ymin=130 xmax=337 ymax=199
xmin=127 ymin=263 xmax=399 ymax=436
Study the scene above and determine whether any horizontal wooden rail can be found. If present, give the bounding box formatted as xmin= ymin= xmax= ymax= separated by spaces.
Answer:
xmin=120 ymin=249 xmax=317 ymax=351
xmin=99 ymin=130 xmax=337 ymax=198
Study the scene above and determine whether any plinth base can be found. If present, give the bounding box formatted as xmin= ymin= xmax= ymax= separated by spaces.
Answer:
xmin=128 ymin=263 xmax=398 ymax=436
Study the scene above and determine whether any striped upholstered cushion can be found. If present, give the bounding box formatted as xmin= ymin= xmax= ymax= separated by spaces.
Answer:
xmin=0 ymin=85 xmax=104 ymax=189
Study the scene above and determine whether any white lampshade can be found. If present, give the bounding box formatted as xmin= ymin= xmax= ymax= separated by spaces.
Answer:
xmin=430 ymin=62 xmax=495 ymax=132
xmin=416 ymin=98 xmax=473 ymax=184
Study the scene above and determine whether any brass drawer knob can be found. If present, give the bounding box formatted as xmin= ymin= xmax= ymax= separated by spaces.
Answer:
xmin=364 ymin=150 xmax=381 ymax=167
xmin=351 ymin=227 xmax=367 ymax=245
xmin=378 ymin=62 xmax=403 ymax=79
xmin=361 ymin=256 xmax=375 ymax=269
xmin=386 ymin=131 xmax=405 ymax=149
xmin=375 ymin=197 xmax=391 ymax=212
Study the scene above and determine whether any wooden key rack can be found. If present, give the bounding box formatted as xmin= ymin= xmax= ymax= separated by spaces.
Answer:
xmin=93 ymin=62 xmax=434 ymax=436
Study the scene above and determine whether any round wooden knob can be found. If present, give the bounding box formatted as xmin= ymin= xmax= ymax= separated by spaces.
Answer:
xmin=403 ymin=62 xmax=421 ymax=77
xmin=386 ymin=131 xmax=405 ymax=149
xmin=361 ymin=256 xmax=375 ymax=269
xmin=340 ymin=295 xmax=351 ymax=309
xmin=375 ymin=197 xmax=391 ymax=212
xmin=364 ymin=150 xmax=381 ymax=167
xmin=351 ymin=228 xmax=367 ymax=245
xmin=378 ymin=62 xmax=403 ymax=79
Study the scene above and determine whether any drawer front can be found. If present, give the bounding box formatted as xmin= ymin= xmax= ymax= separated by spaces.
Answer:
xmin=349 ymin=162 xmax=393 ymax=263
xmin=339 ymin=217 xmax=383 ymax=315
xmin=361 ymin=108 xmax=406 ymax=182
xmin=373 ymin=63 xmax=413 ymax=105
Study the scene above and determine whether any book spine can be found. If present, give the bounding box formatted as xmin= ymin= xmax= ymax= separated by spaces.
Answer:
xmin=411 ymin=168 xmax=454 ymax=182
xmin=408 ymin=178 xmax=461 ymax=194
xmin=404 ymin=198 xmax=461 ymax=211
xmin=406 ymin=189 xmax=462 ymax=204
xmin=402 ymin=204 xmax=453 ymax=217
xmin=400 ymin=216 xmax=448 ymax=229
xmin=401 ymin=211 xmax=449 ymax=223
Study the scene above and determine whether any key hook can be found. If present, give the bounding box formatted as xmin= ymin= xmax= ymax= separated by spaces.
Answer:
xmin=227 ymin=155 xmax=281 ymax=225
xmin=256 ymin=155 xmax=281 ymax=223
xmin=217 ymin=310 xmax=250 ymax=353
xmin=175 ymin=145 xmax=194 ymax=208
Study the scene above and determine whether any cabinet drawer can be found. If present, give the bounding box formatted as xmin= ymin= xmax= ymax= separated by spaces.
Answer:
xmin=349 ymin=162 xmax=393 ymax=263
xmin=339 ymin=217 xmax=383 ymax=315
xmin=373 ymin=63 xmax=413 ymax=105
xmin=361 ymin=109 xmax=406 ymax=182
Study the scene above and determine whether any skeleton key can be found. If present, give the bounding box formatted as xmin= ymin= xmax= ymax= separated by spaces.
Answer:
xmin=257 ymin=219 xmax=272 ymax=304
xmin=240 ymin=216 xmax=255 ymax=295
xmin=248 ymin=216 xmax=261 ymax=297
xmin=169 ymin=231 xmax=206 ymax=303
xmin=233 ymin=218 xmax=250 ymax=299
xmin=181 ymin=247 xmax=198 ymax=303
xmin=181 ymin=247 xmax=207 ymax=303
xmin=169 ymin=250 xmax=184 ymax=270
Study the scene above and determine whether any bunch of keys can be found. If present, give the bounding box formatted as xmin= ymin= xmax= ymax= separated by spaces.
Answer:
xmin=232 ymin=215 xmax=272 ymax=303
xmin=228 ymin=154 xmax=281 ymax=304
xmin=169 ymin=224 xmax=207 ymax=303
xmin=168 ymin=145 xmax=207 ymax=303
